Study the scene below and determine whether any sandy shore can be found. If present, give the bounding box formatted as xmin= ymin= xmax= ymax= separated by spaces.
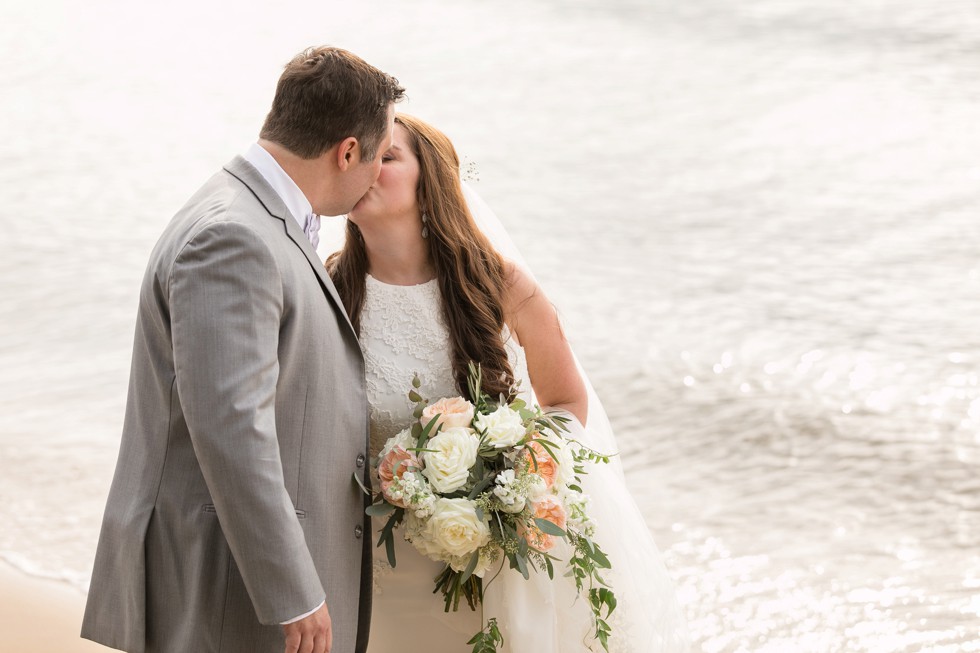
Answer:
xmin=0 ymin=563 xmax=108 ymax=652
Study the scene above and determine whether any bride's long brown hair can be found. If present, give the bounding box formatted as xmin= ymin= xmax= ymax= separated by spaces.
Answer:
xmin=326 ymin=114 xmax=515 ymax=398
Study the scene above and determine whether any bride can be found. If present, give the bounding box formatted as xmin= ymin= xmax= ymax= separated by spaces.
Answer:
xmin=325 ymin=114 xmax=690 ymax=652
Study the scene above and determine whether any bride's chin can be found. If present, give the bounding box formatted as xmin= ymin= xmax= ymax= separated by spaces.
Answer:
xmin=349 ymin=198 xmax=371 ymax=220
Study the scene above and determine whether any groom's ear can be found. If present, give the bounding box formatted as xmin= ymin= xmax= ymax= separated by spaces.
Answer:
xmin=335 ymin=137 xmax=359 ymax=171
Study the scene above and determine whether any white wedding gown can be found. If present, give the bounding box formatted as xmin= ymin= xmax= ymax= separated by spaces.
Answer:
xmin=358 ymin=273 xmax=690 ymax=653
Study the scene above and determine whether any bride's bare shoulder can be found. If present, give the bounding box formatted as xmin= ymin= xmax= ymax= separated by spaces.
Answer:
xmin=502 ymin=261 xmax=553 ymax=331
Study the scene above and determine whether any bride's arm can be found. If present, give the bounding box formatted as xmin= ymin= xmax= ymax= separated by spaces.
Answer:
xmin=505 ymin=264 xmax=588 ymax=425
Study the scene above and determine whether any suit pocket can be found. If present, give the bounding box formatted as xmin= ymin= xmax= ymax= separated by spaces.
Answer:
xmin=202 ymin=503 xmax=306 ymax=518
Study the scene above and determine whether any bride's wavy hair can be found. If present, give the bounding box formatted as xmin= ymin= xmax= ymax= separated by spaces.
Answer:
xmin=326 ymin=114 xmax=515 ymax=399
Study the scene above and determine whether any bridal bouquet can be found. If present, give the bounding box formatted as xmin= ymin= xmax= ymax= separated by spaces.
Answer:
xmin=363 ymin=364 xmax=617 ymax=652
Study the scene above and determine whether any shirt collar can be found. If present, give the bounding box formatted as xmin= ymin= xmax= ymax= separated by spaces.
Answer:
xmin=242 ymin=142 xmax=313 ymax=229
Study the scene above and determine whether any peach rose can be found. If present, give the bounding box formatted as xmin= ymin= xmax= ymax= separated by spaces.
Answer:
xmin=420 ymin=397 xmax=476 ymax=431
xmin=379 ymin=446 xmax=420 ymax=507
xmin=521 ymin=440 xmax=558 ymax=488
xmin=519 ymin=495 xmax=567 ymax=552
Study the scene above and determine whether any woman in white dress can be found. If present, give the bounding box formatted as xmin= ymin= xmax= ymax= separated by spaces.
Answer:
xmin=326 ymin=114 xmax=689 ymax=652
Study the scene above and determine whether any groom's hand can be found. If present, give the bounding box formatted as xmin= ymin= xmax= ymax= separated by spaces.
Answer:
xmin=283 ymin=603 xmax=332 ymax=653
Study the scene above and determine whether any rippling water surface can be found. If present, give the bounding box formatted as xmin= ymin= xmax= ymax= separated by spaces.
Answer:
xmin=1 ymin=0 xmax=978 ymax=650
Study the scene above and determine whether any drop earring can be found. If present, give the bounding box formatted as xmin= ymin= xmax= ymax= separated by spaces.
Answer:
xmin=421 ymin=212 xmax=429 ymax=239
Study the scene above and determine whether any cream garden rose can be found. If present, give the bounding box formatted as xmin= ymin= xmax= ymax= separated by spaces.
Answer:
xmin=421 ymin=397 xmax=475 ymax=431
xmin=404 ymin=512 xmax=446 ymax=560
xmin=425 ymin=497 xmax=491 ymax=558
xmin=474 ymin=405 xmax=526 ymax=448
xmin=379 ymin=427 xmax=416 ymax=459
xmin=421 ymin=427 xmax=480 ymax=493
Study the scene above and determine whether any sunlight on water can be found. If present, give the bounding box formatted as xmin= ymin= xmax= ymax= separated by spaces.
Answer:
xmin=2 ymin=0 xmax=979 ymax=651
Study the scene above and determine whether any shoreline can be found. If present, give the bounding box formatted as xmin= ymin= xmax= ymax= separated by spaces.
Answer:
xmin=0 ymin=562 xmax=107 ymax=652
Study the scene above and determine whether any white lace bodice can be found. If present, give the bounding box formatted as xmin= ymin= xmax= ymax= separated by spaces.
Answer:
xmin=358 ymin=273 xmax=531 ymax=458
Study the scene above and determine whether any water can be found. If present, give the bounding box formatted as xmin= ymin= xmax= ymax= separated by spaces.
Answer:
xmin=1 ymin=0 xmax=978 ymax=650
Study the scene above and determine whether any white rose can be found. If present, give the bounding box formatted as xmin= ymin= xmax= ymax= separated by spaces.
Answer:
xmin=425 ymin=498 xmax=491 ymax=558
xmin=404 ymin=512 xmax=449 ymax=561
xmin=492 ymin=469 xmax=527 ymax=514
xmin=421 ymin=427 xmax=480 ymax=493
xmin=474 ymin=405 xmax=526 ymax=448
xmin=380 ymin=427 xmax=416 ymax=459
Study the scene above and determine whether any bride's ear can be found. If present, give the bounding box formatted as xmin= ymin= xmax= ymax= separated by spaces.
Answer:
xmin=335 ymin=137 xmax=359 ymax=171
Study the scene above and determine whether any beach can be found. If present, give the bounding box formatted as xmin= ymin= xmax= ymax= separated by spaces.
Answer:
xmin=2 ymin=0 xmax=979 ymax=650
xmin=0 ymin=564 xmax=105 ymax=653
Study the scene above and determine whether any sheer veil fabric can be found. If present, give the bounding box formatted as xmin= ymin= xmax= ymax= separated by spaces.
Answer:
xmin=460 ymin=183 xmax=691 ymax=652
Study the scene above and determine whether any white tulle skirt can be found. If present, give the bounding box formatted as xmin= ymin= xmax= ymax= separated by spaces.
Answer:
xmin=483 ymin=415 xmax=692 ymax=653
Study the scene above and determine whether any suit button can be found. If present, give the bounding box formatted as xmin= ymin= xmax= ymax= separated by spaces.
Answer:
xmin=355 ymin=453 xmax=366 ymax=468
xmin=354 ymin=525 xmax=364 ymax=539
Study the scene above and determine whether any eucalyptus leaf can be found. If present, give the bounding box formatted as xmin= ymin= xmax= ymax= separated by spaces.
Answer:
xmin=384 ymin=532 xmax=396 ymax=567
xmin=515 ymin=553 xmax=529 ymax=579
xmin=459 ymin=551 xmax=480 ymax=584
xmin=365 ymin=502 xmax=396 ymax=517
xmin=534 ymin=518 xmax=567 ymax=537
xmin=467 ymin=472 xmax=496 ymax=500
xmin=351 ymin=471 xmax=371 ymax=497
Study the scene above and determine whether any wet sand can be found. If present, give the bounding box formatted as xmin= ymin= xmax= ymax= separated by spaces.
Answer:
xmin=0 ymin=563 xmax=107 ymax=652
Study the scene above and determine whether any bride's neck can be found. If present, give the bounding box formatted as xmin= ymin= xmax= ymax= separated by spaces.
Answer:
xmin=361 ymin=223 xmax=435 ymax=286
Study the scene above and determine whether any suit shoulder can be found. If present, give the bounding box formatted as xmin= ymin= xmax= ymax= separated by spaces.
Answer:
xmin=147 ymin=171 xmax=279 ymax=285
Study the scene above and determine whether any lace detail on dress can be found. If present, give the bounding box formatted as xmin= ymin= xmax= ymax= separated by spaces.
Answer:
xmin=372 ymin=557 xmax=394 ymax=595
xmin=358 ymin=274 xmax=530 ymax=460
xmin=359 ymin=274 xmax=457 ymax=458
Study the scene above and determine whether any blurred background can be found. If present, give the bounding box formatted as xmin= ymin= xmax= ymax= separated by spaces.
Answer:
xmin=1 ymin=0 xmax=978 ymax=651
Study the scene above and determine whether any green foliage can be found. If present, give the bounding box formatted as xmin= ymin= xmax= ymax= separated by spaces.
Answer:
xmin=374 ymin=507 xmax=405 ymax=568
xmin=467 ymin=618 xmax=504 ymax=653
xmin=434 ymin=564 xmax=483 ymax=613
xmin=567 ymin=530 xmax=616 ymax=651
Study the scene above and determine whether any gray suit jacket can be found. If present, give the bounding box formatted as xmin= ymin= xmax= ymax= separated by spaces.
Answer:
xmin=82 ymin=157 xmax=373 ymax=653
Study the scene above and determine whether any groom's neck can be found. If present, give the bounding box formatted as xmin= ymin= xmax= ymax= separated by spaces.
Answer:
xmin=259 ymin=139 xmax=333 ymax=211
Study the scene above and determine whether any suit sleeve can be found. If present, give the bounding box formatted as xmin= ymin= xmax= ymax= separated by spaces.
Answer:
xmin=169 ymin=220 xmax=325 ymax=625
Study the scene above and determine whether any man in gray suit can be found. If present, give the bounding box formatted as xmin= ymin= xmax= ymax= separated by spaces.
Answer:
xmin=81 ymin=47 xmax=404 ymax=653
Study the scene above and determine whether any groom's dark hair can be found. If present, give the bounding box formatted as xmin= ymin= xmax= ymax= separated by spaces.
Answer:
xmin=260 ymin=46 xmax=405 ymax=161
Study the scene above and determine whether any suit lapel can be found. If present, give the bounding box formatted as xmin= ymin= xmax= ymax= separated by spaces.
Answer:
xmin=223 ymin=156 xmax=357 ymax=338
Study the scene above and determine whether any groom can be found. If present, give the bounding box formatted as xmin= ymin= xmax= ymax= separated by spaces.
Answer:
xmin=81 ymin=47 xmax=404 ymax=653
